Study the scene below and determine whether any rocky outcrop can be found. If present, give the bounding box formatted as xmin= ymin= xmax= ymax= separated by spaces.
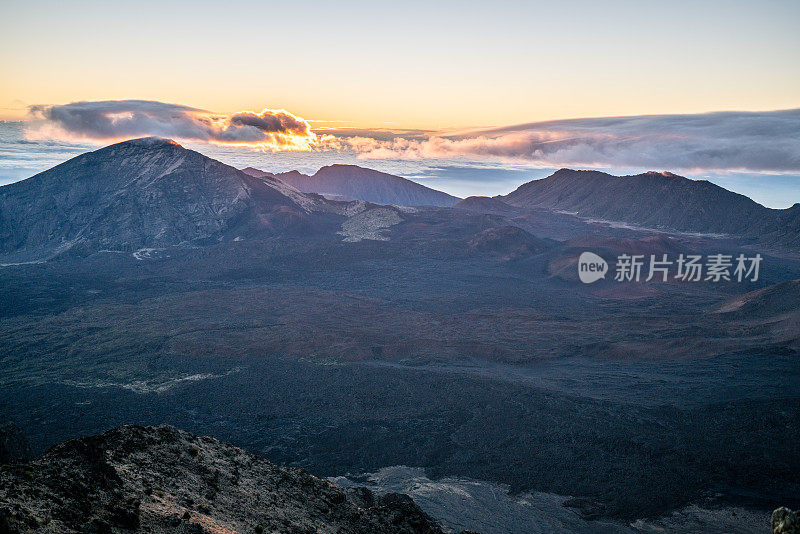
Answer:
xmin=0 ymin=425 xmax=444 ymax=533
xmin=337 ymin=207 xmax=403 ymax=242
xmin=774 ymin=507 xmax=800 ymax=534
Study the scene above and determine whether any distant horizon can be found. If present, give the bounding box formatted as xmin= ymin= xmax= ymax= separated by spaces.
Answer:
xmin=1 ymin=122 xmax=798 ymax=210
xmin=2 ymin=0 xmax=798 ymax=207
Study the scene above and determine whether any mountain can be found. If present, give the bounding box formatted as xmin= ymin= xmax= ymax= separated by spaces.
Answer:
xmin=243 ymin=164 xmax=460 ymax=207
xmin=0 ymin=425 xmax=445 ymax=533
xmin=0 ymin=138 xmax=323 ymax=261
xmin=502 ymin=169 xmax=778 ymax=236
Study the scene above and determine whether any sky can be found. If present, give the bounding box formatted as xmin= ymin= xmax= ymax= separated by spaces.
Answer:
xmin=0 ymin=0 xmax=799 ymax=206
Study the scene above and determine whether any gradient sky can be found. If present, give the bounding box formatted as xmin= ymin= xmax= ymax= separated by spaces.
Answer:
xmin=2 ymin=0 xmax=799 ymax=128
xmin=1 ymin=1 xmax=799 ymax=208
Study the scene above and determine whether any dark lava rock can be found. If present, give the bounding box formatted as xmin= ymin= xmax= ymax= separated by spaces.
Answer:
xmin=0 ymin=422 xmax=32 ymax=464
xmin=562 ymin=496 xmax=607 ymax=520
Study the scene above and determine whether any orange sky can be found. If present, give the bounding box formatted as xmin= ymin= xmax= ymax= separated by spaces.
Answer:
xmin=1 ymin=1 xmax=798 ymax=129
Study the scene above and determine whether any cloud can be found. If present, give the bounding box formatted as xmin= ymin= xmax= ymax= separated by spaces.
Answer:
xmin=24 ymin=102 xmax=800 ymax=174
xmin=26 ymin=100 xmax=316 ymax=150
xmin=324 ymin=109 xmax=800 ymax=174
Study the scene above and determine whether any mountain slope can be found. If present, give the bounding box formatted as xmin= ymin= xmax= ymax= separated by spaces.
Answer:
xmin=502 ymin=169 xmax=776 ymax=236
xmin=454 ymin=196 xmax=520 ymax=215
xmin=716 ymin=279 xmax=800 ymax=317
xmin=714 ymin=279 xmax=800 ymax=350
xmin=768 ymin=203 xmax=800 ymax=249
xmin=0 ymin=138 xmax=318 ymax=261
xmin=0 ymin=425 xmax=444 ymax=533
xmin=252 ymin=164 xmax=460 ymax=206
xmin=240 ymin=167 xmax=273 ymax=179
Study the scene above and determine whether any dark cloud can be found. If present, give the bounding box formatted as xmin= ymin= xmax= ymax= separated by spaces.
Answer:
xmin=229 ymin=112 xmax=310 ymax=136
xmin=27 ymin=100 xmax=316 ymax=149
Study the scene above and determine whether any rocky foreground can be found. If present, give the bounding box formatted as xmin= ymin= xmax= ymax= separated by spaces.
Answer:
xmin=0 ymin=425 xmax=445 ymax=533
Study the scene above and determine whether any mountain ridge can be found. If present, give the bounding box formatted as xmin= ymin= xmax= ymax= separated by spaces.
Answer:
xmin=244 ymin=164 xmax=460 ymax=207
xmin=501 ymin=168 xmax=799 ymax=248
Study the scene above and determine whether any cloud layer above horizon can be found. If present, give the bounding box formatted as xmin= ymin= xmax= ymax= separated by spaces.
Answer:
xmin=24 ymin=100 xmax=800 ymax=175
xmin=330 ymin=109 xmax=800 ymax=174
xmin=27 ymin=100 xmax=316 ymax=150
